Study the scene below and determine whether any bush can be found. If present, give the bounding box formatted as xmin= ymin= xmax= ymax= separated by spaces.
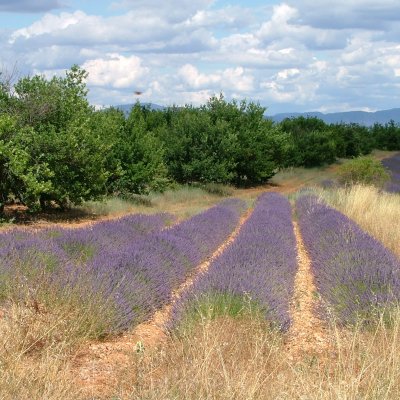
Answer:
xmin=337 ymin=157 xmax=391 ymax=187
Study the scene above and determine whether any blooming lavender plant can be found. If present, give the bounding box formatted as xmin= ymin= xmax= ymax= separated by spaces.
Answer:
xmin=49 ymin=213 xmax=174 ymax=263
xmin=0 ymin=213 xmax=172 ymax=325
xmin=171 ymin=193 xmax=297 ymax=331
xmin=296 ymin=195 xmax=400 ymax=324
xmin=0 ymin=201 xmax=245 ymax=335
xmin=382 ymin=153 xmax=400 ymax=193
xmin=84 ymin=198 xmax=246 ymax=331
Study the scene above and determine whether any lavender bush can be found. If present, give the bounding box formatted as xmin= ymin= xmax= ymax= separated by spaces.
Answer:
xmin=83 ymin=198 xmax=246 ymax=332
xmin=382 ymin=153 xmax=400 ymax=193
xmin=171 ymin=193 xmax=297 ymax=331
xmin=0 ymin=214 xmax=173 ymax=316
xmin=0 ymin=201 xmax=245 ymax=335
xmin=296 ymin=195 xmax=400 ymax=324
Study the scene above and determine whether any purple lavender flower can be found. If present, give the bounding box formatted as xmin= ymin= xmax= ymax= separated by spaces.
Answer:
xmin=296 ymin=195 xmax=400 ymax=324
xmin=382 ymin=153 xmax=400 ymax=193
xmin=171 ymin=193 xmax=298 ymax=331
xmin=84 ymin=198 xmax=246 ymax=332
xmin=0 ymin=201 xmax=245 ymax=335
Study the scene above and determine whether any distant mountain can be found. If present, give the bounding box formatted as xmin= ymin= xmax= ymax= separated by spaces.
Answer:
xmin=115 ymin=103 xmax=400 ymax=126
xmin=268 ymin=108 xmax=400 ymax=126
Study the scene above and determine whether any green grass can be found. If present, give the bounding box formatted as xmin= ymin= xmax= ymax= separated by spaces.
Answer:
xmin=174 ymin=292 xmax=268 ymax=335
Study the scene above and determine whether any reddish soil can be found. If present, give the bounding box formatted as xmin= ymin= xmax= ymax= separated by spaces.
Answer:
xmin=73 ymin=208 xmax=253 ymax=398
xmin=1 ymin=204 xmax=131 ymax=232
xmin=286 ymin=221 xmax=333 ymax=360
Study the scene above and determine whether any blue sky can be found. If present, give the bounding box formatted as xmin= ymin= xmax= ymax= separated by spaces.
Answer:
xmin=1 ymin=0 xmax=400 ymax=114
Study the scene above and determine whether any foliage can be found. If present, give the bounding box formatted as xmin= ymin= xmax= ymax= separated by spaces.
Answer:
xmin=337 ymin=156 xmax=391 ymax=187
xmin=0 ymin=66 xmax=110 ymax=212
xmin=111 ymin=103 xmax=170 ymax=194
xmin=2 ymin=64 xmax=400 ymax=215
xmin=153 ymin=95 xmax=282 ymax=186
xmin=331 ymin=122 xmax=375 ymax=157
xmin=279 ymin=116 xmax=381 ymax=167
xmin=0 ymin=115 xmax=53 ymax=212
xmin=372 ymin=121 xmax=400 ymax=151
xmin=280 ymin=117 xmax=337 ymax=167
xmin=156 ymin=102 xmax=238 ymax=184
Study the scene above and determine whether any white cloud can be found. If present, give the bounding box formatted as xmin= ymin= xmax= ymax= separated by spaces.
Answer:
xmin=178 ymin=64 xmax=220 ymax=89
xmin=111 ymin=0 xmax=214 ymax=23
xmin=178 ymin=64 xmax=254 ymax=93
xmin=288 ymin=0 xmax=400 ymax=30
xmin=2 ymin=0 xmax=400 ymax=113
xmin=82 ymin=54 xmax=149 ymax=89
xmin=10 ymin=11 xmax=83 ymax=42
xmin=257 ymin=3 xmax=348 ymax=50
xmin=221 ymin=67 xmax=254 ymax=92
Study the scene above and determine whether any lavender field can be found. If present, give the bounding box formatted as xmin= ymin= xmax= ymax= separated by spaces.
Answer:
xmin=2 ymin=187 xmax=400 ymax=399
xmin=171 ymin=192 xmax=297 ymax=331
xmin=297 ymin=194 xmax=400 ymax=324
xmin=0 ymin=199 xmax=245 ymax=335
xmin=383 ymin=152 xmax=400 ymax=193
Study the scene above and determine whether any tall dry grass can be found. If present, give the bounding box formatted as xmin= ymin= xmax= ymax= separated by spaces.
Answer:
xmin=318 ymin=184 xmax=400 ymax=259
xmin=79 ymin=186 xmax=230 ymax=221
xmin=0 ymin=302 xmax=83 ymax=400
xmin=110 ymin=309 xmax=400 ymax=400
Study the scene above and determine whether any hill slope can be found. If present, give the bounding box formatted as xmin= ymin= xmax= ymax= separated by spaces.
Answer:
xmin=268 ymin=108 xmax=400 ymax=126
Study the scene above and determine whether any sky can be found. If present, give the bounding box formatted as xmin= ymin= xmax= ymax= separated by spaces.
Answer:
xmin=1 ymin=0 xmax=400 ymax=114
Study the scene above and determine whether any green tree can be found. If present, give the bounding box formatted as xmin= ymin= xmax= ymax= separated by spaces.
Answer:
xmin=1 ymin=66 xmax=110 ymax=211
xmin=0 ymin=115 xmax=53 ymax=214
xmin=371 ymin=121 xmax=400 ymax=151
xmin=280 ymin=117 xmax=337 ymax=167
xmin=112 ymin=103 xmax=169 ymax=194
xmin=157 ymin=102 xmax=237 ymax=184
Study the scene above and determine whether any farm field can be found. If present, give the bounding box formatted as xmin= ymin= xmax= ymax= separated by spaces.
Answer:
xmin=382 ymin=152 xmax=400 ymax=193
xmin=0 ymin=154 xmax=400 ymax=399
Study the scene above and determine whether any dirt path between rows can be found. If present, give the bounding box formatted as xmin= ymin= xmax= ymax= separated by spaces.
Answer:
xmin=73 ymin=208 xmax=253 ymax=399
xmin=286 ymin=221 xmax=332 ymax=360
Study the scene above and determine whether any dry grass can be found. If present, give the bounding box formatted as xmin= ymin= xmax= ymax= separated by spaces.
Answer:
xmin=0 ymin=303 xmax=83 ymax=400
xmin=74 ymin=187 xmax=231 ymax=222
xmin=270 ymin=164 xmax=338 ymax=188
xmin=116 ymin=315 xmax=284 ymax=400
xmin=107 ymin=308 xmax=400 ymax=400
xmin=318 ymin=184 xmax=400 ymax=259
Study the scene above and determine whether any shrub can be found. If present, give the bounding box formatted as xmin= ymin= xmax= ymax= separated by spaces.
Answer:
xmin=337 ymin=156 xmax=391 ymax=187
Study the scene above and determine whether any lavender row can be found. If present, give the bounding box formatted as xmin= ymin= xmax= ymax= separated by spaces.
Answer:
xmin=84 ymin=198 xmax=246 ymax=331
xmin=296 ymin=195 xmax=400 ymax=324
xmin=0 ymin=200 xmax=246 ymax=333
xmin=0 ymin=213 xmax=173 ymax=301
xmin=382 ymin=153 xmax=400 ymax=193
xmin=171 ymin=193 xmax=298 ymax=331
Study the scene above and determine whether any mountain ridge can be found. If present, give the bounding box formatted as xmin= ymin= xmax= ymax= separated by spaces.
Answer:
xmin=115 ymin=103 xmax=400 ymax=126
xmin=267 ymin=108 xmax=400 ymax=126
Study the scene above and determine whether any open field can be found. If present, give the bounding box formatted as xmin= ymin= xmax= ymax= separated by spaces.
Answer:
xmin=0 ymin=152 xmax=399 ymax=400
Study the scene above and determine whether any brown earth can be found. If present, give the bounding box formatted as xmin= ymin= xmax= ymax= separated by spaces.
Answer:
xmin=72 ymin=207 xmax=253 ymax=399
xmin=286 ymin=221 xmax=333 ymax=360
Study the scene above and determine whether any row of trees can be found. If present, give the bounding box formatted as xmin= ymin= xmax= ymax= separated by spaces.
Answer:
xmin=1 ymin=66 xmax=400 ymax=214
